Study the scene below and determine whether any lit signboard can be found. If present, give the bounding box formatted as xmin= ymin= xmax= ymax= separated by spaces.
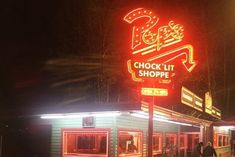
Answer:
xmin=205 ymin=92 xmax=221 ymax=119
xmin=124 ymin=8 xmax=197 ymax=96
xmin=127 ymin=61 xmax=175 ymax=83
xmin=141 ymin=87 xmax=168 ymax=96
xmin=212 ymin=106 xmax=221 ymax=119
xmin=205 ymin=92 xmax=213 ymax=114
xmin=181 ymin=86 xmax=203 ymax=112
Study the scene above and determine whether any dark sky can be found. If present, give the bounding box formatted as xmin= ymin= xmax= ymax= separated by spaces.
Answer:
xmin=1 ymin=0 xmax=235 ymax=119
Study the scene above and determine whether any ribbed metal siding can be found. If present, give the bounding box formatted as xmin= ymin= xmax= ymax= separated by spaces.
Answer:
xmin=39 ymin=114 xmax=179 ymax=157
xmin=116 ymin=114 xmax=179 ymax=157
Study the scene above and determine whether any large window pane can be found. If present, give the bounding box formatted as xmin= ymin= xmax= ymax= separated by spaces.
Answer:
xmin=223 ymin=136 xmax=226 ymax=146
xmin=165 ymin=133 xmax=177 ymax=149
xmin=153 ymin=133 xmax=162 ymax=153
xmin=180 ymin=134 xmax=186 ymax=149
xmin=118 ymin=130 xmax=143 ymax=156
xmin=214 ymin=133 xmax=229 ymax=148
xmin=62 ymin=129 xmax=109 ymax=157
xmin=218 ymin=135 xmax=223 ymax=147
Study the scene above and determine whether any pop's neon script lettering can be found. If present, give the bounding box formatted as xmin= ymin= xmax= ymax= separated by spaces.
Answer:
xmin=123 ymin=8 xmax=183 ymax=52
xmin=124 ymin=8 xmax=197 ymax=76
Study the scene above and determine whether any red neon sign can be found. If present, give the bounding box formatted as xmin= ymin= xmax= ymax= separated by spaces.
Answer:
xmin=124 ymin=8 xmax=159 ymax=50
xmin=124 ymin=8 xmax=197 ymax=84
xmin=127 ymin=60 xmax=175 ymax=83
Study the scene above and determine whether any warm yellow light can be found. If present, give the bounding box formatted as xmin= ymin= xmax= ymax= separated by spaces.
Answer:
xmin=148 ymin=45 xmax=196 ymax=72
xmin=124 ymin=7 xmax=198 ymax=86
xmin=123 ymin=8 xmax=159 ymax=50
xmin=181 ymin=86 xmax=203 ymax=111
xmin=205 ymin=92 xmax=212 ymax=115
xmin=141 ymin=87 xmax=168 ymax=96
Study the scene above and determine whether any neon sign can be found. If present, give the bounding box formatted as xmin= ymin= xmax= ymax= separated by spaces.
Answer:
xmin=141 ymin=87 xmax=168 ymax=96
xmin=127 ymin=61 xmax=175 ymax=82
xmin=205 ymin=92 xmax=221 ymax=119
xmin=124 ymin=8 xmax=197 ymax=84
xmin=181 ymin=86 xmax=203 ymax=112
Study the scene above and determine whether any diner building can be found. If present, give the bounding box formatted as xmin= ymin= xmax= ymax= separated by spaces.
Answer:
xmin=28 ymin=86 xmax=231 ymax=157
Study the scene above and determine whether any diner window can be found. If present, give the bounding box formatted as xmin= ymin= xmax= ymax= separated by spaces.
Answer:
xmin=153 ymin=133 xmax=162 ymax=154
xmin=62 ymin=129 xmax=109 ymax=157
xmin=180 ymin=134 xmax=186 ymax=149
xmin=214 ymin=134 xmax=229 ymax=147
xmin=223 ymin=136 xmax=226 ymax=146
xmin=213 ymin=134 xmax=217 ymax=147
xmin=165 ymin=133 xmax=177 ymax=150
xmin=218 ymin=135 xmax=223 ymax=147
xmin=118 ymin=130 xmax=143 ymax=157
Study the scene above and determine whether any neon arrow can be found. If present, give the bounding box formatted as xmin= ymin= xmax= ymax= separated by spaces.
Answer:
xmin=147 ymin=44 xmax=197 ymax=72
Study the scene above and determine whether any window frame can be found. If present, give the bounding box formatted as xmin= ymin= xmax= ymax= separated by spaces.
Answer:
xmin=214 ymin=133 xmax=230 ymax=148
xmin=179 ymin=133 xmax=187 ymax=150
xmin=153 ymin=132 xmax=163 ymax=155
xmin=165 ymin=133 xmax=177 ymax=152
xmin=61 ymin=128 xmax=110 ymax=157
xmin=118 ymin=129 xmax=143 ymax=157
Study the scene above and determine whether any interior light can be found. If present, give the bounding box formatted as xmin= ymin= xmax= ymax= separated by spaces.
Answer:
xmin=217 ymin=126 xmax=235 ymax=130
xmin=130 ymin=113 xmax=149 ymax=119
xmin=130 ymin=112 xmax=192 ymax=126
xmin=154 ymin=118 xmax=192 ymax=126
xmin=40 ymin=111 xmax=121 ymax=119
xmin=92 ymin=112 xmax=121 ymax=117
xmin=134 ymin=111 xmax=168 ymax=119
xmin=154 ymin=115 xmax=168 ymax=120
xmin=192 ymin=125 xmax=201 ymax=128
xmin=40 ymin=114 xmax=65 ymax=119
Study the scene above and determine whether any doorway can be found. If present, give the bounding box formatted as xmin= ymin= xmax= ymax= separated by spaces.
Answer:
xmin=185 ymin=133 xmax=199 ymax=157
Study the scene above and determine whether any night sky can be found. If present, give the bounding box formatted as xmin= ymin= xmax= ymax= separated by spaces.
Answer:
xmin=1 ymin=0 xmax=235 ymax=119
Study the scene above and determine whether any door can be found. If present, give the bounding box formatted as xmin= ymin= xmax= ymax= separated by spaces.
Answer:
xmin=186 ymin=134 xmax=199 ymax=157
xmin=179 ymin=133 xmax=187 ymax=157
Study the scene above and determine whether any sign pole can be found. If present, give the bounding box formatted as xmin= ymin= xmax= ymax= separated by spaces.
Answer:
xmin=148 ymin=96 xmax=154 ymax=157
xmin=148 ymin=82 xmax=155 ymax=157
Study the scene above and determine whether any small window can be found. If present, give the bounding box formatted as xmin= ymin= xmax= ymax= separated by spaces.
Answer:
xmin=180 ymin=134 xmax=186 ymax=149
xmin=153 ymin=133 xmax=162 ymax=154
xmin=215 ymin=133 xmax=229 ymax=148
xmin=223 ymin=136 xmax=226 ymax=146
xmin=118 ymin=130 xmax=143 ymax=157
xmin=218 ymin=135 xmax=223 ymax=147
xmin=213 ymin=133 xmax=217 ymax=147
xmin=62 ymin=129 xmax=109 ymax=157
xmin=165 ymin=133 xmax=177 ymax=150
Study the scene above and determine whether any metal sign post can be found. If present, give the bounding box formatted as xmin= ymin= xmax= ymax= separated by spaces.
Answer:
xmin=148 ymin=97 xmax=154 ymax=157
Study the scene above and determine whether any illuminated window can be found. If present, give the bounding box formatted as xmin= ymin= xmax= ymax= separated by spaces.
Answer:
xmin=180 ymin=134 xmax=186 ymax=149
xmin=214 ymin=133 xmax=229 ymax=148
xmin=223 ymin=136 xmax=227 ymax=146
xmin=218 ymin=135 xmax=223 ymax=147
xmin=165 ymin=133 xmax=177 ymax=151
xmin=118 ymin=130 xmax=143 ymax=157
xmin=62 ymin=129 xmax=109 ymax=157
xmin=153 ymin=133 xmax=162 ymax=154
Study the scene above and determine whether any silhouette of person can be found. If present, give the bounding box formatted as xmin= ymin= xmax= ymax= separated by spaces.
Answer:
xmin=203 ymin=142 xmax=217 ymax=157
xmin=128 ymin=140 xmax=137 ymax=153
xmin=192 ymin=142 xmax=203 ymax=157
